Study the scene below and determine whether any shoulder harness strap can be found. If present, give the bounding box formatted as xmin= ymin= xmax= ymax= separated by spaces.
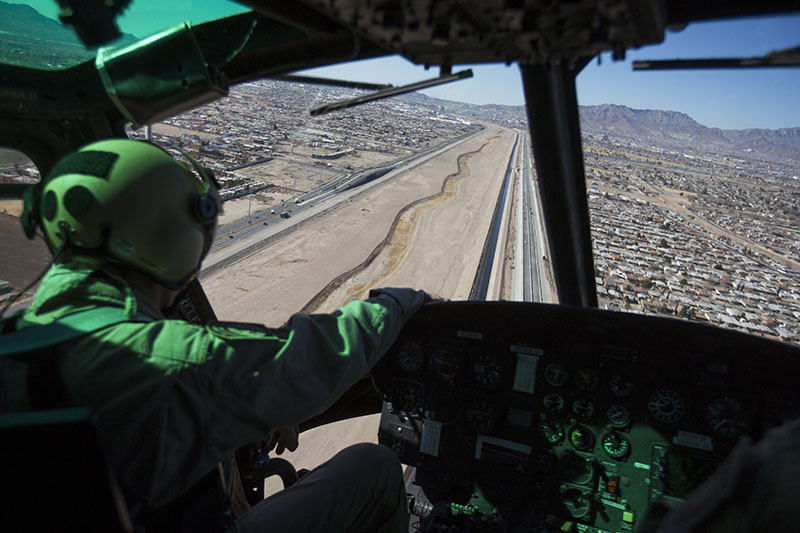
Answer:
xmin=0 ymin=307 xmax=150 ymax=356
xmin=1 ymin=307 xmax=152 ymax=409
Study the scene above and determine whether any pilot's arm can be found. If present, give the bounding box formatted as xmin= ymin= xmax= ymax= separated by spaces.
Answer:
xmin=73 ymin=287 xmax=426 ymax=505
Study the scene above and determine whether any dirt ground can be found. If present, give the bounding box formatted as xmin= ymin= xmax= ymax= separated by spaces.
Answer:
xmin=201 ymin=125 xmax=516 ymax=493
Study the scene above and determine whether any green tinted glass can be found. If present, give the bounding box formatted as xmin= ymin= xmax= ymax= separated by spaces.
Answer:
xmin=0 ymin=0 xmax=250 ymax=69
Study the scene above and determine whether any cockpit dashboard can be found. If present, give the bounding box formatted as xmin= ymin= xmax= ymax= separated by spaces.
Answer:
xmin=372 ymin=301 xmax=800 ymax=532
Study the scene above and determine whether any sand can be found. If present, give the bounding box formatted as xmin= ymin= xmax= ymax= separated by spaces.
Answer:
xmin=200 ymin=125 xmax=516 ymax=492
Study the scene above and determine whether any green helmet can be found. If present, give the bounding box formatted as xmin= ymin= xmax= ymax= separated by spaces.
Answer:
xmin=27 ymin=139 xmax=219 ymax=288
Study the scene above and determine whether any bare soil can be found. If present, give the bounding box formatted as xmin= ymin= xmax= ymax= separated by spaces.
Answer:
xmin=201 ymin=126 xmax=516 ymax=490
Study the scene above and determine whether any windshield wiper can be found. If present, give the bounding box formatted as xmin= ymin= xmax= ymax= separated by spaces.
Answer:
xmin=273 ymin=75 xmax=392 ymax=90
xmin=309 ymin=69 xmax=473 ymax=116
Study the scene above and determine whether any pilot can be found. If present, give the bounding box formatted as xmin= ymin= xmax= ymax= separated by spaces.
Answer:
xmin=0 ymin=138 xmax=427 ymax=532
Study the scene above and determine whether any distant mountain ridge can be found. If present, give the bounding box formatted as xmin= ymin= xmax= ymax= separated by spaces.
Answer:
xmin=2 ymin=0 xmax=795 ymax=162
xmin=579 ymin=104 xmax=800 ymax=161
xmin=0 ymin=1 xmax=84 ymax=44
xmin=0 ymin=0 xmax=137 ymax=47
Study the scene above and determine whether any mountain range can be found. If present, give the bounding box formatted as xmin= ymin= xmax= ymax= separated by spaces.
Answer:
xmin=0 ymin=1 xmax=137 ymax=48
xmin=579 ymin=104 xmax=800 ymax=161
xmin=2 ymin=1 xmax=797 ymax=162
xmin=0 ymin=1 xmax=88 ymax=45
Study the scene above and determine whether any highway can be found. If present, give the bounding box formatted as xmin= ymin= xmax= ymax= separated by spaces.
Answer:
xmin=514 ymin=132 xmax=552 ymax=303
xmin=202 ymin=126 xmax=486 ymax=275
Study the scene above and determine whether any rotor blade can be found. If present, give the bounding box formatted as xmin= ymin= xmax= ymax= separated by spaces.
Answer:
xmin=633 ymin=47 xmax=800 ymax=70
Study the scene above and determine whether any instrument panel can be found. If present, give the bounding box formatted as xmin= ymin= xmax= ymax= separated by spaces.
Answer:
xmin=372 ymin=301 xmax=800 ymax=532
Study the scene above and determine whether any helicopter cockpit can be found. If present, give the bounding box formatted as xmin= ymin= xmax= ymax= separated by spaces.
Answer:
xmin=1 ymin=1 xmax=799 ymax=532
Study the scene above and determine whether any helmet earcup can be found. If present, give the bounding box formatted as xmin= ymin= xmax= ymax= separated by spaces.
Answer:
xmin=194 ymin=193 xmax=218 ymax=224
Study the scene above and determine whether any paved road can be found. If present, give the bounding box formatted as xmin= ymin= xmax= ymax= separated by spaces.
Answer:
xmin=514 ymin=132 xmax=553 ymax=303
xmin=202 ymin=127 xmax=486 ymax=276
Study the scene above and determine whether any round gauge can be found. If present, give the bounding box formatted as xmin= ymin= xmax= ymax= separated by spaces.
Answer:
xmin=396 ymin=340 xmax=425 ymax=375
xmin=606 ymin=404 xmax=631 ymax=428
xmin=392 ymin=381 xmax=424 ymax=415
xmin=464 ymin=397 xmax=500 ymax=434
xmin=572 ymin=398 xmax=596 ymax=420
xmin=648 ymin=388 xmax=686 ymax=424
xmin=430 ymin=348 xmax=461 ymax=382
xmin=602 ymin=432 xmax=631 ymax=460
xmin=568 ymin=424 xmax=595 ymax=451
xmin=561 ymin=452 xmax=595 ymax=485
xmin=471 ymin=353 xmax=503 ymax=388
xmin=542 ymin=392 xmax=565 ymax=412
xmin=574 ymin=368 xmax=599 ymax=392
xmin=544 ymin=363 xmax=569 ymax=387
xmin=561 ymin=487 xmax=591 ymax=519
xmin=706 ymin=396 xmax=751 ymax=439
xmin=609 ymin=374 xmax=634 ymax=398
xmin=539 ymin=416 xmax=564 ymax=445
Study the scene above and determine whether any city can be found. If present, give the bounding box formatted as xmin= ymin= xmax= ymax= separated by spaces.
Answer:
xmin=583 ymin=134 xmax=799 ymax=343
xmin=2 ymin=79 xmax=798 ymax=346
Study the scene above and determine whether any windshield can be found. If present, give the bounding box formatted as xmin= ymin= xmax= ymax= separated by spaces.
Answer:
xmin=1 ymin=2 xmax=797 ymax=349
xmin=0 ymin=0 xmax=250 ymax=69
xmin=577 ymin=16 xmax=800 ymax=345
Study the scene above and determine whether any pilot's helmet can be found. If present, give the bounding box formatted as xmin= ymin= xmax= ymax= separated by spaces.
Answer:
xmin=27 ymin=138 xmax=219 ymax=288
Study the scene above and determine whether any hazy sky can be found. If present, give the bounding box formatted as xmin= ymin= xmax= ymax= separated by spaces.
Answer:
xmin=304 ymin=14 xmax=800 ymax=131
xmin=15 ymin=1 xmax=800 ymax=130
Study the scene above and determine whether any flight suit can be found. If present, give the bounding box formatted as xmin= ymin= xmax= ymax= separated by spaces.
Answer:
xmin=0 ymin=255 xmax=424 ymax=531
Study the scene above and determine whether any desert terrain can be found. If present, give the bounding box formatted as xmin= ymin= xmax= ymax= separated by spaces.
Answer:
xmin=200 ymin=125 xmax=516 ymax=492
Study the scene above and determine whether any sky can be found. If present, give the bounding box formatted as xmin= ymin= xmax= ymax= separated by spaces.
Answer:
xmin=303 ymin=14 xmax=800 ymax=131
xmin=14 ymin=1 xmax=800 ymax=130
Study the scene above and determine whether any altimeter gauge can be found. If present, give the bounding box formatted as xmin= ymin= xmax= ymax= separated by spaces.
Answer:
xmin=648 ymin=388 xmax=686 ymax=424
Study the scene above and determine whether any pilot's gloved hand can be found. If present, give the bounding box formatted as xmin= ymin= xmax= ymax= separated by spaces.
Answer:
xmin=368 ymin=287 xmax=428 ymax=317
xmin=422 ymin=291 xmax=448 ymax=303
xmin=265 ymin=425 xmax=299 ymax=455
xmin=368 ymin=287 xmax=447 ymax=313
